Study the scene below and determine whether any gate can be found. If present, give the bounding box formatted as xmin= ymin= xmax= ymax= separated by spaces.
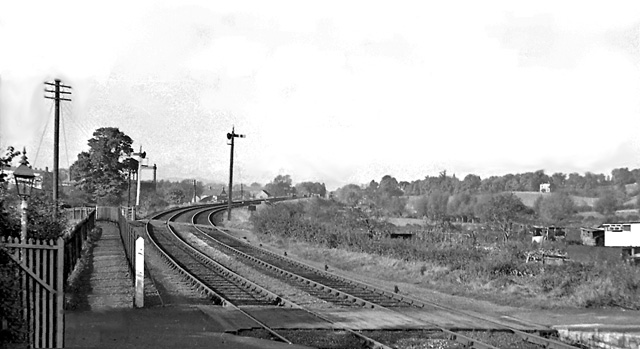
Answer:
xmin=0 ymin=237 xmax=64 ymax=348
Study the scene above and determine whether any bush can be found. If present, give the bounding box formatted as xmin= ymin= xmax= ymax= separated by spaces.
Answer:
xmin=250 ymin=198 xmax=640 ymax=309
xmin=0 ymin=246 xmax=28 ymax=345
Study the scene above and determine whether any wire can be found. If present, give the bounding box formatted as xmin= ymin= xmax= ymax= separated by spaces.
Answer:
xmin=33 ymin=101 xmax=54 ymax=167
xmin=61 ymin=112 xmax=70 ymax=169
xmin=62 ymin=101 xmax=92 ymax=140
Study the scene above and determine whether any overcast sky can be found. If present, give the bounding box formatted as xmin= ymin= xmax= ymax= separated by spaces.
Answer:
xmin=1 ymin=1 xmax=640 ymax=190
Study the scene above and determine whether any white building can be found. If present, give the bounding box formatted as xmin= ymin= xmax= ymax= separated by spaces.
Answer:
xmin=255 ymin=190 xmax=271 ymax=200
xmin=600 ymin=222 xmax=640 ymax=247
xmin=539 ymin=183 xmax=551 ymax=193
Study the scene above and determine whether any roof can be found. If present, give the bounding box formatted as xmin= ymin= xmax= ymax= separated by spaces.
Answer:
xmin=580 ymin=227 xmax=604 ymax=232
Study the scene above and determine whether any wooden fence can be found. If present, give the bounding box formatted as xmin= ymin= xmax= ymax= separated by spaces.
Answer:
xmin=64 ymin=207 xmax=93 ymax=222
xmin=63 ymin=209 xmax=96 ymax=282
xmin=0 ymin=237 xmax=65 ymax=348
xmin=0 ymin=208 xmax=96 ymax=348
xmin=0 ymin=206 xmax=143 ymax=347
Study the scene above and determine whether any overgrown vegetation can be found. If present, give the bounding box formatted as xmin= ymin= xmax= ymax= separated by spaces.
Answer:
xmin=1 ymin=147 xmax=68 ymax=347
xmin=251 ymin=198 xmax=640 ymax=309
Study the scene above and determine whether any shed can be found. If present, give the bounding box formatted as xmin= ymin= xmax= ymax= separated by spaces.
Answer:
xmin=580 ymin=227 xmax=605 ymax=246
xmin=600 ymin=222 xmax=640 ymax=247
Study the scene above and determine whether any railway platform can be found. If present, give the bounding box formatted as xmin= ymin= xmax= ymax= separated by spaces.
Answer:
xmin=64 ymin=222 xmax=311 ymax=348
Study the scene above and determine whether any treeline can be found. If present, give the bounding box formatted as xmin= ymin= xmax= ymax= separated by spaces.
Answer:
xmin=400 ymin=168 xmax=640 ymax=196
xmin=334 ymin=169 xmax=640 ymax=223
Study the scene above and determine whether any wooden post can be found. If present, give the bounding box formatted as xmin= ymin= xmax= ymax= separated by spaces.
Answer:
xmin=134 ymin=237 xmax=144 ymax=308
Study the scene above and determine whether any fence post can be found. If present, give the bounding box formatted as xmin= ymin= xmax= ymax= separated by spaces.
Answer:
xmin=56 ymin=237 xmax=64 ymax=348
xmin=134 ymin=237 xmax=144 ymax=308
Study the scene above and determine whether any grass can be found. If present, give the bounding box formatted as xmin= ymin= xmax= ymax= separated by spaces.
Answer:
xmin=512 ymin=191 xmax=598 ymax=208
xmin=249 ymin=199 xmax=640 ymax=310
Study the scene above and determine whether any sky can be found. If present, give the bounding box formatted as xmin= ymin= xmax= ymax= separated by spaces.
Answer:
xmin=1 ymin=1 xmax=640 ymax=190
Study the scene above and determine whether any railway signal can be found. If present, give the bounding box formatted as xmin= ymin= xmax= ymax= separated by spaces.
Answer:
xmin=227 ymin=127 xmax=245 ymax=220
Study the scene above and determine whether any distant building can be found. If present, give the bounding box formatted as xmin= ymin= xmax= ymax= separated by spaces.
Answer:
xmin=600 ymin=222 xmax=640 ymax=247
xmin=539 ymin=183 xmax=551 ymax=193
xmin=530 ymin=225 xmax=565 ymax=243
xmin=1 ymin=166 xmax=50 ymax=190
xmin=580 ymin=227 xmax=605 ymax=246
xmin=217 ymin=187 xmax=228 ymax=203
xmin=255 ymin=190 xmax=271 ymax=200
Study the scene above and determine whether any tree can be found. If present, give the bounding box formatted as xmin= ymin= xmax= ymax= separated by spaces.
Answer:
xmin=164 ymin=187 xmax=186 ymax=205
xmin=424 ymin=190 xmax=449 ymax=222
xmin=295 ymin=182 xmax=327 ymax=197
xmin=550 ymin=172 xmax=566 ymax=191
xmin=534 ymin=192 xmax=575 ymax=225
xmin=69 ymin=127 xmax=134 ymax=204
xmin=334 ymin=184 xmax=363 ymax=207
xmin=458 ymin=174 xmax=481 ymax=194
xmin=378 ymin=175 xmax=403 ymax=197
xmin=478 ymin=193 xmax=527 ymax=242
xmin=612 ymin=167 xmax=634 ymax=187
xmin=265 ymin=174 xmax=294 ymax=197
xmin=594 ymin=190 xmax=620 ymax=216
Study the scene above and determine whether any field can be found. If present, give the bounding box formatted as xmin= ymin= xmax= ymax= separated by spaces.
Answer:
xmin=566 ymin=245 xmax=625 ymax=264
xmin=512 ymin=191 xmax=598 ymax=208
xmin=249 ymin=199 xmax=640 ymax=310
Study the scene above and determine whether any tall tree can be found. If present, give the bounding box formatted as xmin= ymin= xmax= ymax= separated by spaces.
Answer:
xmin=265 ymin=174 xmax=294 ymax=197
xmin=335 ymin=184 xmax=363 ymax=207
xmin=594 ymin=190 xmax=620 ymax=216
xmin=70 ymin=127 xmax=134 ymax=204
xmin=378 ymin=175 xmax=402 ymax=197
xmin=477 ymin=193 xmax=527 ymax=242
xmin=295 ymin=182 xmax=327 ymax=197
xmin=534 ymin=192 xmax=575 ymax=225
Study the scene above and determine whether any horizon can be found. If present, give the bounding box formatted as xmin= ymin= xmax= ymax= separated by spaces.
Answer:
xmin=2 ymin=1 xmax=640 ymax=191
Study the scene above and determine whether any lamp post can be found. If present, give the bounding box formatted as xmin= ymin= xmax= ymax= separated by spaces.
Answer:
xmin=13 ymin=149 xmax=36 ymax=242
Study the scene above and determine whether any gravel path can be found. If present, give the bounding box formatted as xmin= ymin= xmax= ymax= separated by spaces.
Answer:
xmin=73 ymin=222 xmax=134 ymax=310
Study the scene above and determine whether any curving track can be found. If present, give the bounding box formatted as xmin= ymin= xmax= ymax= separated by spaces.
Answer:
xmin=146 ymin=202 xmax=582 ymax=349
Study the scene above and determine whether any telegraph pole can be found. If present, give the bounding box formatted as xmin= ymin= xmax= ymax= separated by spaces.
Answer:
xmin=44 ymin=79 xmax=71 ymax=214
xmin=226 ymin=127 xmax=245 ymax=220
xmin=193 ymin=179 xmax=197 ymax=203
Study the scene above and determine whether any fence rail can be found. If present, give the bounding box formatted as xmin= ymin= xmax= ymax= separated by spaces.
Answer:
xmin=64 ymin=206 xmax=93 ymax=222
xmin=63 ymin=209 xmax=96 ymax=282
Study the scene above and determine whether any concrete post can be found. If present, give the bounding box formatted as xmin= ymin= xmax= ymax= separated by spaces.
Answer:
xmin=135 ymin=237 xmax=144 ymax=308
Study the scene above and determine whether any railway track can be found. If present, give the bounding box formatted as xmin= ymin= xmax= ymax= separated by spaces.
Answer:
xmin=147 ymin=203 xmax=583 ymax=348
xmin=195 ymin=204 xmax=582 ymax=349
xmin=146 ymin=203 xmax=397 ymax=348
xmin=169 ymin=205 xmax=507 ymax=348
